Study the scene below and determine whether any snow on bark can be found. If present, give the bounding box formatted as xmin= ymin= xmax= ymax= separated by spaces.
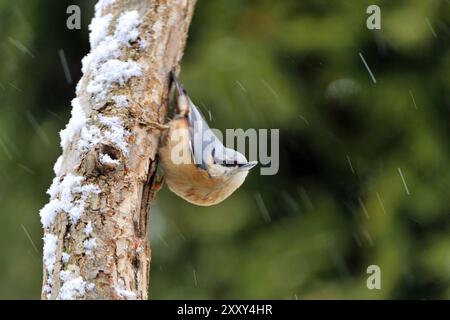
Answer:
xmin=114 ymin=11 xmax=141 ymax=45
xmin=99 ymin=153 xmax=120 ymax=165
xmin=43 ymin=173 xmax=100 ymax=225
xmin=89 ymin=14 xmax=113 ymax=49
xmin=83 ymin=238 xmax=96 ymax=255
xmin=53 ymin=155 xmax=63 ymax=176
xmin=111 ymin=95 xmax=128 ymax=108
xmin=78 ymin=115 xmax=130 ymax=154
xmin=59 ymin=98 xmax=86 ymax=150
xmin=84 ymin=221 xmax=93 ymax=236
xmin=61 ymin=252 xmax=70 ymax=263
xmin=43 ymin=233 xmax=58 ymax=276
xmin=87 ymin=59 xmax=142 ymax=102
xmin=95 ymin=0 xmax=116 ymax=18
xmin=58 ymin=270 xmax=87 ymax=300
xmin=40 ymin=0 xmax=197 ymax=300
xmin=115 ymin=279 xmax=137 ymax=300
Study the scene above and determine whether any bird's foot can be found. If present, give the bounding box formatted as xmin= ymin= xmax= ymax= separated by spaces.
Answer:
xmin=149 ymin=174 xmax=165 ymax=204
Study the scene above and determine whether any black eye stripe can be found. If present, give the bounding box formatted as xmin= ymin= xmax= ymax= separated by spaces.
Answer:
xmin=212 ymin=148 xmax=242 ymax=167
xmin=221 ymin=161 xmax=240 ymax=167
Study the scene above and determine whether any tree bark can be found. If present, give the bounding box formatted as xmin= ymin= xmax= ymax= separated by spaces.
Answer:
xmin=40 ymin=0 xmax=196 ymax=300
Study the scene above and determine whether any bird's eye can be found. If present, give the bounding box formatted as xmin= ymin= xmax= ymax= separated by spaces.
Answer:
xmin=221 ymin=160 xmax=239 ymax=167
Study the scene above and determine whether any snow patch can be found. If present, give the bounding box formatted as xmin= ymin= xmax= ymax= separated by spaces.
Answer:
xmin=53 ymin=156 xmax=63 ymax=176
xmin=59 ymin=98 xmax=86 ymax=150
xmin=62 ymin=252 xmax=70 ymax=263
xmin=43 ymin=233 xmax=58 ymax=277
xmin=47 ymin=176 xmax=61 ymax=199
xmin=43 ymin=174 xmax=100 ymax=225
xmin=78 ymin=125 xmax=102 ymax=152
xmin=87 ymin=59 xmax=141 ymax=102
xmin=84 ymin=221 xmax=93 ymax=236
xmin=100 ymin=117 xmax=130 ymax=155
xmin=58 ymin=274 xmax=87 ymax=300
xmin=83 ymin=238 xmax=96 ymax=255
xmin=139 ymin=40 xmax=148 ymax=49
xmin=112 ymin=95 xmax=128 ymax=107
xmin=78 ymin=116 xmax=130 ymax=155
xmin=115 ymin=279 xmax=137 ymax=300
xmin=99 ymin=115 xmax=130 ymax=154
xmin=39 ymin=199 xmax=62 ymax=228
xmin=94 ymin=0 xmax=116 ymax=18
xmin=75 ymin=78 xmax=83 ymax=96
xmin=82 ymin=9 xmax=142 ymax=104
xmin=81 ymin=39 xmax=121 ymax=75
xmin=114 ymin=10 xmax=141 ymax=45
xmin=60 ymin=270 xmax=72 ymax=282
xmin=99 ymin=153 xmax=120 ymax=165
xmin=99 ymin=114 xmax=122 ymax=128
xmin=89 ymin=14 xmax=113 ymax=49
xmin=58 ymin=174 xmax=100 ymax=224
xmin=43 ymin=234 xmax=58 ymax=274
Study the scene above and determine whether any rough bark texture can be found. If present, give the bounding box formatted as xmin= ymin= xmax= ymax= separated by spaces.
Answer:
xmin=41 ymin=0 xmax=196 ymax=300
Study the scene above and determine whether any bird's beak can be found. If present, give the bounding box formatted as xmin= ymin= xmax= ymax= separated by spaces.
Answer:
xmin=237 ymin=161 xmax=258 ymax=171
xmin=169 ymin=70 xmax=186 ymax=97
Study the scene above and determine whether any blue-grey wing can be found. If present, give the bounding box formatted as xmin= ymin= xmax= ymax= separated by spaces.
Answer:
xmin=187 ymin=102 xmax=218 ymax=170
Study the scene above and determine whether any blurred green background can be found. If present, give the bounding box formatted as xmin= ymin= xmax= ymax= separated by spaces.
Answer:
xmin=0 ymin=0 xmax=449 ymax=299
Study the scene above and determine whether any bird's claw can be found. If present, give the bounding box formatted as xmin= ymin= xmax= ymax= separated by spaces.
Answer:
xmin=150 ymin=174 xmax=165 ymax=204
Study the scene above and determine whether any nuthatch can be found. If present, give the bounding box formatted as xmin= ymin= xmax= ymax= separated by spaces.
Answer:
xmin=158 ymin=71 xmax=257 ymax=206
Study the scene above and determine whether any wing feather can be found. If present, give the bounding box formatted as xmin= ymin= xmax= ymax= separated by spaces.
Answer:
xmin=187 ymin=101 xmax=218 ymax=170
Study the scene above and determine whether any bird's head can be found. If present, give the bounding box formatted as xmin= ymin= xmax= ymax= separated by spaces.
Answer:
xmin=206 ymin=146 xmax=257 ymax=178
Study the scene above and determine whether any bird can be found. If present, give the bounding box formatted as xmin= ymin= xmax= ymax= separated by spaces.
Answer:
xmin=157 ymin=71 xmax=257 ymax=206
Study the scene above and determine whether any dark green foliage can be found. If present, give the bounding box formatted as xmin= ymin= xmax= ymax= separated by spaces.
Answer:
xmin=0 ymin=0 xmax=448 ymax=299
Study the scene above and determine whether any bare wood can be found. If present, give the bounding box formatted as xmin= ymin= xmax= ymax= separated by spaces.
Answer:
xmin=41 ymin=0 xmax=196 ymax=299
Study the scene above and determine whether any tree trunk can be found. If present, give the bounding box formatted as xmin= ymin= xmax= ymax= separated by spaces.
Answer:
xmin=40 ymin=0 xmax=196 ymax=300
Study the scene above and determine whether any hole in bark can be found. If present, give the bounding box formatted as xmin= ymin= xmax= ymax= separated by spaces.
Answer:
xmin=101 ymin=145 xmax=120 ymax=161
xmin=95 ymin=144 xmax=122 ymax=173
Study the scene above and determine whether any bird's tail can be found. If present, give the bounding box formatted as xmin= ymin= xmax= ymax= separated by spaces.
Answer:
xmin=169 ymin=70 xmax=189 ymax=116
